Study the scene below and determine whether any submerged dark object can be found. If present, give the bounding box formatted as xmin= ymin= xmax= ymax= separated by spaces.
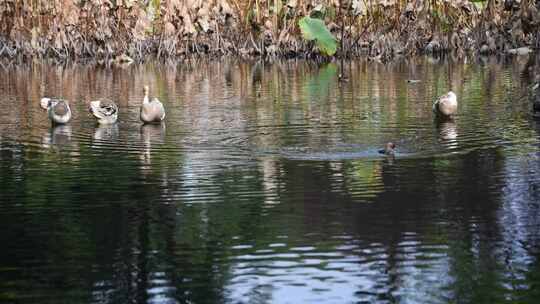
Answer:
xmin=378 ymin=142 xmax=396 ymax=155
xmin=533 ymin=83 xmax=540 ymax=119
xmin=504 ymin=0 xmax=520 ymax=11
xmin=534 ymin=97 xmax=540 ymax=119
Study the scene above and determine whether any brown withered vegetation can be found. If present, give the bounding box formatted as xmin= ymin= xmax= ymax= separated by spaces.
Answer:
xmin=0 ymin=0 xmax=539 ymax=62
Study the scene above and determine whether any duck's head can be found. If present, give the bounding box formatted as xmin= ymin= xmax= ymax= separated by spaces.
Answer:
xmin=40 ymin=98 xmax=51 ymax=110
xmin=446 ymin=91 xmax=457 ymax=103
xmin=143 ymin=85 xmax=149 ymax=95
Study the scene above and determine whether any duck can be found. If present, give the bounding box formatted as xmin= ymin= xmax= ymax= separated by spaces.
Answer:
xmin=378 ymin=142 xmax=396 ymax=155
xmin=89 ymin=99 xmax=118 ymax=124
xmin=433 ymin=91 xmax=458 ymax=118
xmin=140 ymin=85 xmax=165 ymax=124
xmin=43 ymin=98 xmax=72 ymax=124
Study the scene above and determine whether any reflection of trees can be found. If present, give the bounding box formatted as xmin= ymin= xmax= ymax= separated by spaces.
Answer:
xmin=220 ymin=144 xmax=540 ymax=302
xmin=3 ymin=57 xmax=540 ymax=303
xmin=493 ymin=120 xmax=540 ymax=302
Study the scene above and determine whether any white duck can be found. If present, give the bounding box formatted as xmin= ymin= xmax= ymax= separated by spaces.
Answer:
xmin=140 ymin=85 xmax=165 ymax=124
xmin=433 ymin=91 xmax=458 ymax=118
xmin=42 ymin=98 xmax=72 ymax=124
xmin=89 ymin=99 xmax=118 ymax=124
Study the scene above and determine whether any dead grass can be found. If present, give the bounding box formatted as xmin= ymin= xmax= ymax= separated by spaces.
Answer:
xmin=0 ymin=0 xmax=538 ymax=61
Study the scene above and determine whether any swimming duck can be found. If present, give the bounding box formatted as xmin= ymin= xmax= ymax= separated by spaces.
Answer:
xmin=89 ymin=99 xmax=118 ymax=124
xmin=140 ymin=85 xmax=165 ymax=124
xmin=45 ymin=99 xmax=72 ymax=124
xmin=433 ymin=91 xmax=458 ymax=117
xmin=378 ymin=142 xmax=396 ymax=155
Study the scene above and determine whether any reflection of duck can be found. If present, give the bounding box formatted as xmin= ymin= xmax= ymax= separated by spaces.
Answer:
xmin=433 ymin=91 xmax=458 ymax=118
xmin=437 ymin=120 xmax=458 ymax=147
xmin=46 ymin=99 xmax=72 ymax=124
xmin=42 ymin=125 xmax=72 ymax=148
xmin=141 ymin=123 xmax=166 ymax=142
xmin=140 ymin=123 xmax=166 ymax=166
xmin=140 ymin=85 xmax=166 ymax=124
xmin=93 ymin=123 xmax=119 ymax=142
xmin=89 ymin=99 xmax=118 ymax=124
xmin=51 ymin=125 xmax=72 ymax=145
xmin=378 ymin=142 xmax=396 ymax=155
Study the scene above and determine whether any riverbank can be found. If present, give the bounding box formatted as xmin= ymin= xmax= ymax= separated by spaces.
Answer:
xmin=0 ymin=0 xmax=539 ymax=62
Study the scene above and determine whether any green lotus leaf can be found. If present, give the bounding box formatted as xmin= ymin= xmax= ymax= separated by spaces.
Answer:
xmin=298 ymin=16 xmax=337 ymax=56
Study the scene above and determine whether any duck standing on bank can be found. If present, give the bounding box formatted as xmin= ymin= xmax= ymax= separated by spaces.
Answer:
xmin=89 ymin=99 xmax=118 ymax=124
xmin=433 ymin=91 xmax=458 ymax=118
xmin=140 ymin=85 xmax=165 ymax=124
xmin=41 ymin=98 xmax=72 ymax=124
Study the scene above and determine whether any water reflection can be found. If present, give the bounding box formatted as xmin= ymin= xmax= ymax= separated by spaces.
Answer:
xmin=41 ymin=124 xmax=73 ymax=148
xmin=139 ymin=123 xmax=166 ymax=167
xmin=436 ymin=120 xmax=458 ymax=147
xmin=1 ymin=58 xmax=540 ymax=303
xmin=93 ymin=123 xmax=119 ymax=142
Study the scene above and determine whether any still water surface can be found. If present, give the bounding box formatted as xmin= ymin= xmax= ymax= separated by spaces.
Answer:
xmin=1 ymin=58 xmax=540 ymax=303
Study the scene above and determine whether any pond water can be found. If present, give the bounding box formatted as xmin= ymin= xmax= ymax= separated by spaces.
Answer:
xmin=1 ymin=57 xmax=540 ymax=304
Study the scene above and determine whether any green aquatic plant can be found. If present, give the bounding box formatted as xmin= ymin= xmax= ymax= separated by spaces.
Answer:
xmin=298 ymin=16 xmax=337 ymax=56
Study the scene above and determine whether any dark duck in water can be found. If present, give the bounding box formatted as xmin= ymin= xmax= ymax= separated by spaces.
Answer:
xmin=378 ymin=142 xmax=396 ymax=155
